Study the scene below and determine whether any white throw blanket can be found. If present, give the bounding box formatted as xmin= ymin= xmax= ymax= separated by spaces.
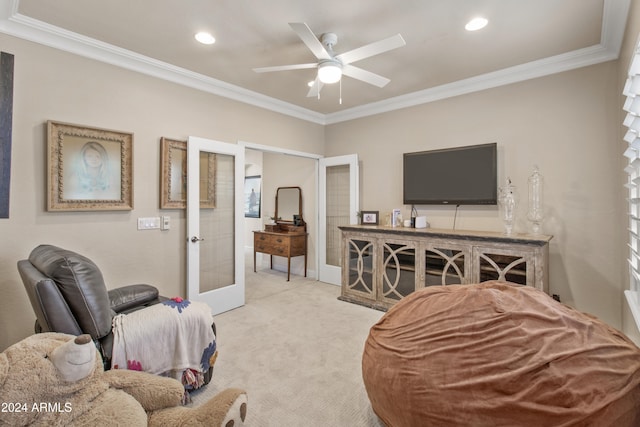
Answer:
xmin=111 ymin=299 xmax=216 ymax=381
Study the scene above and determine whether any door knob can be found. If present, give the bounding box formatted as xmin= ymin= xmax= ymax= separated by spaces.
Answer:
xmin=190 ymin=236 xmax=205 ymax=243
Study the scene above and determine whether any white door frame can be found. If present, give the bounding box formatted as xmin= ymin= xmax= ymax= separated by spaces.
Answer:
xmin=187 ymin=136 xmax=245 ymax=314
xmin=319 ymin=154 xmax=359 ymax=285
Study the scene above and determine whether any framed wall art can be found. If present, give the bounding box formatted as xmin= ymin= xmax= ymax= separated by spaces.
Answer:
xmin=159 ymin=137 xmax=216 ymax=209
xmin=244 ymin=175 xmax=261 ymax=218
xmin=361 ymin=210 xmax=379 ymax=225
xmin=47 ymin=121 xmax=133 ymax=211
xmin=0 ymin=52 xmax=14 ymax=218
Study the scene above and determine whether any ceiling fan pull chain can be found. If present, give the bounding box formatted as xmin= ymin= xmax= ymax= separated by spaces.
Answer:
xmin=339 ymin=78 xmax=343 ymax=105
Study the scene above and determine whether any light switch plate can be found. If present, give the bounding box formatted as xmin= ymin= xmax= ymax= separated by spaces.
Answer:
xmin=137 ymin=217 xmax=160 ymax=230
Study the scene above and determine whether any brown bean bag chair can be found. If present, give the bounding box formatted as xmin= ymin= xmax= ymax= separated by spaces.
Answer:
xmin=362 ymin=281 xmax=640 ymax=427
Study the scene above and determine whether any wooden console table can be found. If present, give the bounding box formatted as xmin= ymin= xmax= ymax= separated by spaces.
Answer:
xmin=253 ymin=226 xmax=307 ymax=281
xmin=339 ymin=225 xmax=552 ymax=311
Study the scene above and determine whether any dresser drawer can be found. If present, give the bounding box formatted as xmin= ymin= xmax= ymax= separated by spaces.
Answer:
xmin=255 ymin=233 xmax=290 ymax=256
xmin=253 ymin=230 xmax=308 ymax=281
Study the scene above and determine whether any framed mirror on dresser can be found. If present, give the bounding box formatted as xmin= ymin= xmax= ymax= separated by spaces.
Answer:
xmin=254 ymin=186 xmax=307 ymax=281
xmin=270 ymin=186 xmax=305 ymax=230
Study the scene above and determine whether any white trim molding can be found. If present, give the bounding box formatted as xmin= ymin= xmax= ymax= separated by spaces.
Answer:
xmin=0 ymin=0 xmax=631 ymax=125
xmin=625 ymin=291 xmax=640 ymax=338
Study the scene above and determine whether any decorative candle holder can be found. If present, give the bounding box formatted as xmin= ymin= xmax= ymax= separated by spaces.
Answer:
xmin=527 ymin=166 xmax=544 ymax=234
xmin=498 ymin=178 xmax=518 ymax=235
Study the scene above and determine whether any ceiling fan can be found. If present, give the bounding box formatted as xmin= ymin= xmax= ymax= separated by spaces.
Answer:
xmin=253 ymin=23 xmax=406 ymax=98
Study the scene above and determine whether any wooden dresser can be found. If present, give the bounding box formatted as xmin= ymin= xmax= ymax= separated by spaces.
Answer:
xmin=253 ymin=223 xmax=307 ymax=281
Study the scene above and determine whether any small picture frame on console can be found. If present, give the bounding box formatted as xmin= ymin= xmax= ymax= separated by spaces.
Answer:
xmin=361 ymin=210 xmax=379 ymax=225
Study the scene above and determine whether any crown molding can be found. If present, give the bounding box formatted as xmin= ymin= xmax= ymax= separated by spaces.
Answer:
xmin=0 ymin=1 xmax=327 ymax=125
xmin=326 ymin=0 xmax=631 ymax=124
xmin=325 ymin=44 xmax=617 ymax=124
xmin=601 ymin=0 xmax=631 ymax=54
xmin=0 ymin=0 xmax=631 ymax=126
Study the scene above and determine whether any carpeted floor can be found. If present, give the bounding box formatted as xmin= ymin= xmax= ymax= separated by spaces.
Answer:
xmin=189 ymin=256 xmax=385 ymax=426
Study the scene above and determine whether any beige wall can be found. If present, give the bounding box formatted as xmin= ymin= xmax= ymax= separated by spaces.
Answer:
xmin=326 ymin=62 xmax=623 ymax=328
xmin=0 ymin=34 xmax=324 ymax=351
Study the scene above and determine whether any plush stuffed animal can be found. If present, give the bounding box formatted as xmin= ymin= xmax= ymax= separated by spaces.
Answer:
xmin=0 ymin=333 xmax=247 ymax=426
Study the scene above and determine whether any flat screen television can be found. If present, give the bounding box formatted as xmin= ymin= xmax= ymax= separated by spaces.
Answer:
xmin=403 ymin=142 xmax=497 ymax=205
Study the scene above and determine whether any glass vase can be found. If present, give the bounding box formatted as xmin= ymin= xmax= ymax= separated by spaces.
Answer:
xmin=498 ymin=178 xmax=518 ymax=235
xmin=527 ymin=166 xmax=544 ymax=234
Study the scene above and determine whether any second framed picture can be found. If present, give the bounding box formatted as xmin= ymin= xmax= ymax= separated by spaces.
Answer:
xmin=244 ymin=175 xmax=261 ymax=218
xmin=160 ymin=137 xmax=216 ymax=209
xmin=361 ymin=210 xmax=379 ymax=225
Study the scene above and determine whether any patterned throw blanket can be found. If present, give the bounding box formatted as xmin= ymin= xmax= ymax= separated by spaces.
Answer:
xmin=111 ymin=298 xmax=217 ymax=390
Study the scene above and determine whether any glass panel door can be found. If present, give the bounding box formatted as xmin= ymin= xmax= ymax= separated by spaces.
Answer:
xmin=326 ymin=164 xmax=350 ymax=267
xmin=319 ymin=155 xmax=359 ymax=285
xmin=187 ymin=136 xmax=244 ymax=314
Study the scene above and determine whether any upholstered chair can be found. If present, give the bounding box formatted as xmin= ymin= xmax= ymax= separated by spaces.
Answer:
xmin=18 ymin=244 xmax=215 ymax=387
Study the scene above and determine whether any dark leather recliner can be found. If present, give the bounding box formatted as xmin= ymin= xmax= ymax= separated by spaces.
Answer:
xmin=18 ymin=244 xmax=215 ymax=381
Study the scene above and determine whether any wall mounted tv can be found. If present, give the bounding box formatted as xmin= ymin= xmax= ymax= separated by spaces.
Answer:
xmin=403 ymin=142 xmax=497 ymax=205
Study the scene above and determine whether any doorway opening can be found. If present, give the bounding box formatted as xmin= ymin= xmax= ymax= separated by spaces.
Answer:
xmin=239 ymin=141 xmax=321 ymax=282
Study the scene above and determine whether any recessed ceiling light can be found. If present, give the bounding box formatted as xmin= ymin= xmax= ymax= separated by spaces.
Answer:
xmin=465 ymin=17 xmax=488 ymax=31
xmin=195 ymin=32 xmax=216 ymax=45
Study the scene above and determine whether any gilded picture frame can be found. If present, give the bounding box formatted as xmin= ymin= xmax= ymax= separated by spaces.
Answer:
xmin=160 ymin=137 xmax=216 ymax=209
xmin=47 ymin=121 xmax=133 ymax=211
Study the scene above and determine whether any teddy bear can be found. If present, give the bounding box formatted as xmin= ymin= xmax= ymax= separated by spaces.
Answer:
xmin=0 ymin=332 xmax=247 ymax=426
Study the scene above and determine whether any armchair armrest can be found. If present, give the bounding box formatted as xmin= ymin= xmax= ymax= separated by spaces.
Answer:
xmin=108 ymin=284 xmax=160 ymax=314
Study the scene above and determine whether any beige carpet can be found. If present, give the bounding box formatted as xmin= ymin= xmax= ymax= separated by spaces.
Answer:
xmin=189 ymin=259 xmax=385 ymax=426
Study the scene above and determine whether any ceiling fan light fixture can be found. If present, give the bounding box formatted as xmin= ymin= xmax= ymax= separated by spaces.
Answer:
xmin=465 ymin=17 xmax=488 ymax=31
xmin=318 ymin=62 xmax=342 ymax=84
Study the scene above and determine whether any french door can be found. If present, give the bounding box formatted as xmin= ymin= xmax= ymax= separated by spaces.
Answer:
xmin=318 ymin=154 xmax=359 ymax=285
xmin=186 ymin=136 xmax=245 ymax=314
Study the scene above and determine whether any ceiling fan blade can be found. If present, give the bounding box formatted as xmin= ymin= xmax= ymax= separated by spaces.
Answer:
xmin=306 ymin=77 xmax=324 ymax=97
xmin=289 ymin=22 xmax=331 ymax=60
xmin=342 ymin=64 xmax=390 ymax=88
xmin=253 ymin=63 xmax=317 ymax=73
xmin=336 ymin=34 xmax=406 ymax=65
